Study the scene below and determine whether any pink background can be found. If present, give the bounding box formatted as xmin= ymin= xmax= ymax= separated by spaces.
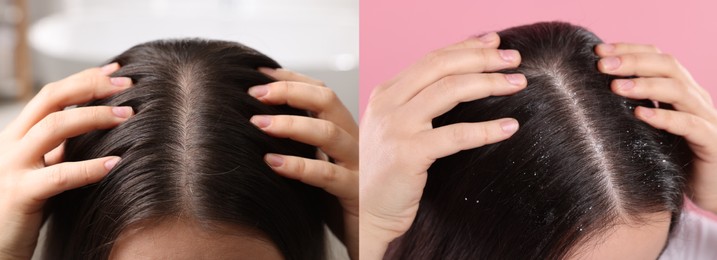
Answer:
xmin=359 ymin=0 xmax=717 ymax=117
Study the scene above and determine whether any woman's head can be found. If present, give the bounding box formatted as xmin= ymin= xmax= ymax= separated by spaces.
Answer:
xmin=387 ymin=22 xmax=692 ymax=259
xmin=45 ymin=39 xmax=326 ymax=259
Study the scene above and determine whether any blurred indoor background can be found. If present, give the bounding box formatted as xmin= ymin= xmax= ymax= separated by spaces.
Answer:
xmin=0 ymin=0 xmax=358 ymax=129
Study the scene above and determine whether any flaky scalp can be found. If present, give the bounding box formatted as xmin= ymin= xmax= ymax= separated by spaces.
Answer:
xmin=387 ymin=22 xmax=691 ymax=259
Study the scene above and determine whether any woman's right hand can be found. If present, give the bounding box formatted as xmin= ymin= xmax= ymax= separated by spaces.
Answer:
xmin=0 ymin=63 xmax=132 ymax=259
xmin=358 ymin=32 xmax=526 ymax=259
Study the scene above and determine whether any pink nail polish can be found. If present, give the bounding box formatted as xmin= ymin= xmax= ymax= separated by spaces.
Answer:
xmin=478 ymin=32 xmax=497 ymax=43
xmin=248 ymin=85 xmax=269 ymax=98
xmin=638 ymin=107 xmax=655 ymax=118
xmin=110 ymin=77 xmax=131 ymax=87
xmin=505 ymin=74 xmax=525 ymax=86
xmin=500 ymin=120 xmax=519 ymax=133
xmin=265 ymin=154 xmax=284 ymax=167
xmin=599 ymin=44 xmax=615 ymax=53
xmin=112 ymin=106 xmax=133 ymax=118
xmin=600 ymin=57 xmax=621 ymax=70
xmin=498 ymin=50 xmax=519 ymax=62
xmin=101 ymin=63 xmax=119 ymax=75
xmin=617 ymin=79 xmax=635 ymax=91
xmin=250 ymin=115 xmax=272 ymax=128
xmin=104 ymin=157 xmax=120 ymax=170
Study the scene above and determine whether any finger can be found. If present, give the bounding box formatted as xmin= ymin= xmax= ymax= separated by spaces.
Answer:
xmin=380 ymin=48 xmax=521 ymax=106
xmin=595 ymin=43 xmax=662 ymax=56
xmin=7 ymin=63 xmax=132 ymax=137
xmin=20 ymin=106 xmax=133 ymax=159
xmin=597 ymin=53 xmax=689 ymax=80
xmin=24 ymin=156 xmax=119 ymax=202
xmin=251 ymin=115 xmax=357 ymax=164
xmin=418 ymin=118 xmax=519 ymax=160
xmin=44 ymin=142 xmax=65 ymax=166
xmin=264 ymin=153 xmax=356 ymax=200
xmin=248 ymin=81 xmax=358 ymax=138
xmin=258 ymin=67 xmax=325 ymax=86
xmin=611 ymin=78 xmax=715 ymax=120
xmin=635 ymin=107 xmax=717 ymax=157
xmin=376 ymin=33 xmax=502 ymax=90
xmin=404 ymin=73 xmax=526 ymax=120
xmin=441 ymin=32 xmax=501 ymax=51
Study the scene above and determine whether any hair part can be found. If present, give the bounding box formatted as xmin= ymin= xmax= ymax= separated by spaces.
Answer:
xmin=44 ymin=39 xmax=326 ymax=260
xmin=387 ymin=21 xmax=691 ymax=259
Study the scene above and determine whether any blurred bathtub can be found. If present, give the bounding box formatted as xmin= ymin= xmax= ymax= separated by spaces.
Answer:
xmin=28 ymin=0 xmax=359 ymax=118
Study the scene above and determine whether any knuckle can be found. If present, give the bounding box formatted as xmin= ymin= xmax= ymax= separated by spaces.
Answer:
xmin=48 ymin=167 xmax=69 ymax=188
xmin=316 ymin=87 xmax=339 ymax=108
xmin=450 ymin=125 xmax=474 ymax=145
xmin=660 ymin=53 xmax=679 ymax=67
xmin=322 ymin=121 xmax=341 ymax=143
xmin=424 ymin=50 xmax=449 ymax=71
xmin=39 ymin=112 xmax=64 ymax=132
xmin=38 ymin=82 xmax=59 ymax=101
xmin=321 ymin=163 xmax=337 ymax=183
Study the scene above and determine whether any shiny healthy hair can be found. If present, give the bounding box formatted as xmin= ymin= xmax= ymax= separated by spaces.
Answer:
xmin=387 ymin=22 xmax=692 ymax=259
xmin=44 ymin=39 xmax=326 ymax=259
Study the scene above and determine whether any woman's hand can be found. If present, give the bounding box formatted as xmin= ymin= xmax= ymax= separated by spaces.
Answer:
xmin=248 ymin=68 xmax=359 ymax=259
xmin=596 ymin=43 xmax=717 ymax=213
xmin=359 ymin=32 xmax=526 ymax=259
xmin=0 ymin=63 xmax=133 ymax=259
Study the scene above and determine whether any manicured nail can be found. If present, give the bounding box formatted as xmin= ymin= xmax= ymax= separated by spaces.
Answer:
xmin=101 ymin=63 xmax=119 ymax=75
xmin=600 ymin=57 xmax=621 ymax=70
xmin=265 ymin=153 xmax=284 ymax=167
xmin=498 ymin=49 xmax=519 ymax=62
xmin=104 ymin=157 xmax=120 ymax=170
xmin=598 ymin=44 xmax=615 ymax=53
xmin=250 ymin=115 xmax=272 ymax=128
xmin=110 ymin=77 xmax=131 ymax=87
xmin=258 ymin=67 xmax=276 ymax=74
xmin=505 ymin=74 xmax=526 ymax=86
xmin=616 ymin=79 xmax=635 ymax=91
xmin=637 ymin=107 xmax=656 ymax=118
xmin=248 ymin=85 xmax=269 ymax=98
xmin=112 ymin=106 xmax=133 ymax=118
xmin=478 ymin=32 xmax=497 ymax=43
xmin=500 ymin=119 xmax=519 ymax=133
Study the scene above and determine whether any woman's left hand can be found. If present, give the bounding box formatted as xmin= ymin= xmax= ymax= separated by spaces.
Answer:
xmin=248 ymin=68 xmax=358 ymax=259
xmin=596 ymin=43 xmax=717 ymax=213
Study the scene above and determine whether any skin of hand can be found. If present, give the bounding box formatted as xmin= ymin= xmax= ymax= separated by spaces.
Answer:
xmin=0 ymin=63 xmax=133 ymax=259
xmin=247 ymin=68 xmax=359 ymax=260
xmin=358 ymin=32 xmax=527 ymax=259
xmin=596 ymin=43 xmax=717 ymax=213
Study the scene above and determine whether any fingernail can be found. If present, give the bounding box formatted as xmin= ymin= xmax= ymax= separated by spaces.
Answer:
xmin=110 ymin=77 xmax=131 ymax=87
xmin=616 ymin=79 xmax=635 ymax=91
xmin=104 ymin=157 xmax=120 ymax=170
xmin=265 ymin=153 xmax=284 ymax=167
xmin=638 ymin=107 xmax=655 ymax=118
xmin=598 ymin=44 xmax=615 ymax=53
xmin=258 ymin=67 xmax=276 ymax=74
xmin=101 ymin=63 xmax=119 ymax=75
xmin=498 ymin=49 xmax=519 ymax=62
xmin=500 ymin=119 xmax=519 ymax=133
xmin=112 ymin=106 xmax=133 ymax=118
xmin=600 ymin=57 xmax=621 ymax=70
xmin=248 ymin=85 xmax=269 ymax=98
xmin=505 ymin=74 xmax=526 ymax=86
xmin=478 ymin=32 xmax=497 ymax=43
xmin=250 ymin=115 xmax=272 ymax=128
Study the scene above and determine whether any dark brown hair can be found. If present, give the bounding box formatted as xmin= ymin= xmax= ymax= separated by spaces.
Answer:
xmin=387 ymin=22 xmax=692 ymax=259
xmin=44 ymin=39 xmax=326 ymax=259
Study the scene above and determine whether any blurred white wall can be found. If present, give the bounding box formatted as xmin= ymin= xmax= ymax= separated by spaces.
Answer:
xmin=27 ymin=0 xmax=359 ymax=118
